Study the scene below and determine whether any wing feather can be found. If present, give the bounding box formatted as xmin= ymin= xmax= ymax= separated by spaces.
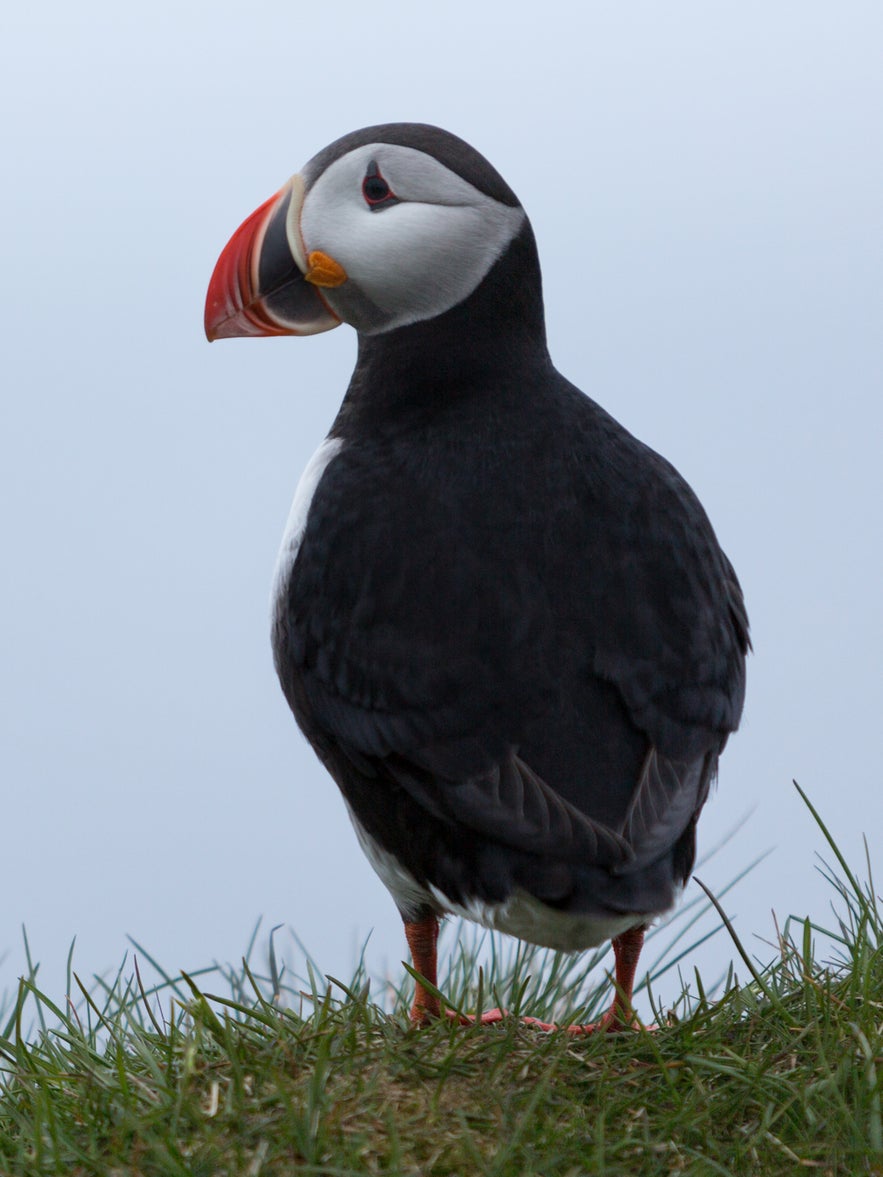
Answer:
xmin=616 ymin=748 xmax=716 ymax=874
xmin=386 ymin=751 xmax=633 ymax=868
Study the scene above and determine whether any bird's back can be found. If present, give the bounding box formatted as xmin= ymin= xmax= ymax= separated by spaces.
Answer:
xmin=273 ymin=364 xmax=747 ymax=940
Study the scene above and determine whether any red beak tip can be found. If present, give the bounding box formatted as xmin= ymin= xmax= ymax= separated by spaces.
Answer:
xmin=205 ymin=180 xmax=341 ymax=342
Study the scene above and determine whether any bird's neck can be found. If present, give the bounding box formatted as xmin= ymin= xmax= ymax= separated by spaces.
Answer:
xmin=331 ymin=225 xmax=552 ymax=435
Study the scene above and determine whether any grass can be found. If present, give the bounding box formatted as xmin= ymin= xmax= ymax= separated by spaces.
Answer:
xmin=0 ymin=783 xmax=880 ymax=1176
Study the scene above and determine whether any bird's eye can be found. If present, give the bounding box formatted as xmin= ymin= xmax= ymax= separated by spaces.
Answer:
xmin=362 ymin=161 xmax=398 ymax=210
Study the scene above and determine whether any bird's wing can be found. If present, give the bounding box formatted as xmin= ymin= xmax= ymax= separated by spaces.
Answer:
xmin=614 ymin=747 xmax=715 ymax=874
xmin=561 ymin=409 xmax=749 ymax=866
xmin=277 ymin=448 xmax=632 ymax=870
xmin=279 ymin=414 xmax=748 ymax=873
xmin=585 ymin=438 xmax=749 ymax=760
xmin=384 ymin=751 xmax=633 ymax=866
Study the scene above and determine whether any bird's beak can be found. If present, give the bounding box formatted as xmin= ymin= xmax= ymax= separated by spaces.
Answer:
xmin=204 ymin=174 xmax=343 ymax=341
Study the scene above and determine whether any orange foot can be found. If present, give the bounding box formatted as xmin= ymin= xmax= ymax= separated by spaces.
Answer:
xmin=442 ymin=1007 xmax=652 ymax=1032
xmin=517 ymin=925 xmax=652 ymax=1033
xmin=446 ymin=1006 xmax=508 ymax=1026
xmin=520 ymin=1009 xmax=654 ymax=1034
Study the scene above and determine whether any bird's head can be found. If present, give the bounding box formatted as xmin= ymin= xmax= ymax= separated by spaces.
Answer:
xmin=204 ymin=124 xmax=528 ymax=342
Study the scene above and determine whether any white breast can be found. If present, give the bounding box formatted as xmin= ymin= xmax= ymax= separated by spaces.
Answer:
xmin=432 ymin=889 xmax=649 ymax=952
xmin=271 ymin=436 xmax=344 ymax=616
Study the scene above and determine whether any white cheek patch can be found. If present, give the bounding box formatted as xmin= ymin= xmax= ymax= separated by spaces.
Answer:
xmin=354 ymin=201 xmax=519 ymax=321
xmin=300 ymin=144 xmax=525 ymax=332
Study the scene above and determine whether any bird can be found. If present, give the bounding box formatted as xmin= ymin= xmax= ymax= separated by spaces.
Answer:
xmin=204 ymin=123 xmax=749 ymax=1032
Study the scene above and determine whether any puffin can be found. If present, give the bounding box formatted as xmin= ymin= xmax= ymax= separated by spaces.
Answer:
xmin=205 ymin=123 xmax=749 ymax=1032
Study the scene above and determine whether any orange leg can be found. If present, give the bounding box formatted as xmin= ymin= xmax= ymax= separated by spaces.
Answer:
xmin=575 ymin=922 xmax=647 ymax=1033
xmin=404 ymin=915 xmax=441 ymax=1025
xmin=405 ymin=920 xmax=649 ymax=1034
xmin=404 ymin=916 xmax=507 ymax=1026
xmin=523 ymin=924 xmax=648 ymax=1034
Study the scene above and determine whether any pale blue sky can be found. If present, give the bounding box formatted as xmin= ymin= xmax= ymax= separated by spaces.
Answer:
xmin=2 ymin=1 xmax=881 ymax=1007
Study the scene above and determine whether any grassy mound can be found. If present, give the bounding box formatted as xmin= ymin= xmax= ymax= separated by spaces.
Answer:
xmin=1 ymin=786 xmax=880 ymax=1176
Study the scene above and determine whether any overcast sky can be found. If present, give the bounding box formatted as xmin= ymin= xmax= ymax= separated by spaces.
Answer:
xmin=2 ymin=1 xmax=881 ymax=1013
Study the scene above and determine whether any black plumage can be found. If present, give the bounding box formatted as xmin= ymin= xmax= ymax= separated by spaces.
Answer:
xmin=208 ymin=124 xmax=749 ymax=1028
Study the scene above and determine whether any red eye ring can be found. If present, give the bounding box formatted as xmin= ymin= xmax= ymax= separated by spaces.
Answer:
xmin=362 ymin=161 xmax=398 ymax=209
xmin=363 ymin=175 xmax=390 ymax=204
